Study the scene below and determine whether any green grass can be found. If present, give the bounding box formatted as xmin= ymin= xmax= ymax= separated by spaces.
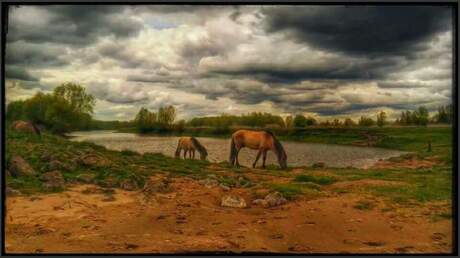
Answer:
xmin=353 ymin=200 xmax=376 ymax=210
xmin=294 ymin=174 xmax=337 ymax=185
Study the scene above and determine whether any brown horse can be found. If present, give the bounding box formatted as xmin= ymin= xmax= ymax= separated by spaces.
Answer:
xmin=175 ymin=137 xmax=208 ymax=160
xmin=229 ymin=130 xmax=287 ymax=169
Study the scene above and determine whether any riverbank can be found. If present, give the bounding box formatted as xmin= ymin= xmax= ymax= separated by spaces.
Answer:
xmin=4 ymin=127 xmax=453 ymax=253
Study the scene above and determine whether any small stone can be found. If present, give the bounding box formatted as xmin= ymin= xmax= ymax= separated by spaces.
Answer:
xmin=199 ymin=178 xmax=219 ymax=188
xmin=77 ymin=173 xmax=96 ymax=183
xmin=221 ymin=195 xmax=247 ymax=208
xmin=263 ymin=192 xmax=287 ymax=208
xmin=219 ymin=184 xmax=230 ymax=191
xmin=312 ymin=162 xmax=326 ymax=168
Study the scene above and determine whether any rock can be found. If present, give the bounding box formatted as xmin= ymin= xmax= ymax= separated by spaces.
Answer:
xmin=11 ymin=120 xmax=40 ymax=135
xmin=9 ymin=155 xmax=36 ymax=177
xmin=219 ymin=183 xmax=230 ymax=191
xmin=312 ymin=162 xmax=326 ymax=168
xmin=98 ymin=177 xmax=118 ymax=188
xmin=252 ymin=199 xmax=266 ymax=205
xmin=5 ymin=187 xmax=21 ymax=196
xmin=120 ymin=179 xmax=138 ymax=191
xmin=221 ymin=195 xmax=247 ymax=208
xmin=142 ymin=177 xmax=172 ymax=195
xmin=40 ymin=170 xmax=65 ymax=190
xmin=253 ymin=192 xmax=287 ymax=208
xmin=78 ymin=153 xmax=110 ymax=168
xmin=77 ymin=173 xmax=96 ymax=183
xmin=199 ymin=178 xmax=219 ymax=188
xmin=47 ymin=160 xmax=75 ymax=171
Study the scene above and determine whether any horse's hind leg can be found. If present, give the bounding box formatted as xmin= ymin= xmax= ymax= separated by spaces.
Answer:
xmin=189 ymin=150 xmax=192 ymax=159
xmin=192 ymin=150 xmax=195 ymax=160
xmin=253 ymin=149 xmax=262 ymax=168
xmin=262 ymin=150 xmax=267 ymax=169
xmin=184 ymin=150 xmax=188 ymax=159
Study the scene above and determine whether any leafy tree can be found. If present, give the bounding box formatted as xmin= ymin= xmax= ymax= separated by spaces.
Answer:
xmin=343 ymin=118 xmax=356 ymax=127
xmin=376 ymin=111 xmax=387 ymax=127
xmin=293 ymin=114 xmax=308 ymax=127
xmin=358 ymin=116 xmax=375 ymax=127
xmin=53 ymin=82 xmax=96 ymax=114
xmin=285 ymin=115 xmax=293 ymax=128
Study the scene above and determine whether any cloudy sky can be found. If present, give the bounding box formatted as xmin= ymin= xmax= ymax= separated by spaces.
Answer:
xmin=5 ymin=5 xmax=453 ymax=121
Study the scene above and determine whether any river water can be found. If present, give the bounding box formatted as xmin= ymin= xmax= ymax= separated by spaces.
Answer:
xmin=68 ymin=130 xmax=407 ymax=168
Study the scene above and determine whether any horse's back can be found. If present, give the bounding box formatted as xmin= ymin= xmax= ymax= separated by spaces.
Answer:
xmin=232 ymin=129 xmax=271 ymax=149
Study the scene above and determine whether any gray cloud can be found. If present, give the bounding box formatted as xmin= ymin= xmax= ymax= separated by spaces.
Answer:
xmin=263 ymin=6 xmax=452 ymax=57
xmin=5 ymin=66 xmax=38 ymax=81
xmin=7 ymin=5 xmax=143 ymax=46
xmin=5 ymin=41 xmax=70 ymax=67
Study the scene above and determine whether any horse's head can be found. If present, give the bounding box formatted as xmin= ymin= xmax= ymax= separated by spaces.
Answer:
xmin=274 ymin=139 xmax=287 ymax=169
xmin=278 ymin=150 xmax=287 ymax=169
xmin=200 ymin=150 xmax=208 ymax=161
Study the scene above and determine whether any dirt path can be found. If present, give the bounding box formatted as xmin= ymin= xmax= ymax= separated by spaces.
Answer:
xmin=5 ymin=177 xmax=452 ymax=254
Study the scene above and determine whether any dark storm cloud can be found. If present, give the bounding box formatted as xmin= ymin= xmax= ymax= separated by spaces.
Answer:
xmin=7 ymin=5 xmax=143 ymax=46
xmin=205 ymin=57 xmax=403 ymax=84
xmin=377 ymin=81 xmax=429 ymax=89
xmin=5 ymin=66 xmax=38 ymax=81
xmin=263 ymin=6 xmax=452 ymax=57
xmin=5 ymin=41 xmax=70 ymax=67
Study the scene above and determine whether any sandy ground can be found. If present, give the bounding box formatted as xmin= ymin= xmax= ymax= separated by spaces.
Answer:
xmin=5 ymin=177 xmax=452 ymax=254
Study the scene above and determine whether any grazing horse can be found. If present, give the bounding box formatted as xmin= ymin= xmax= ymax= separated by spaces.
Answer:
xmin=175 ymin=137 xmax=208 ymax=160
xmin=229 ymin=130 xmax=287 ymax=169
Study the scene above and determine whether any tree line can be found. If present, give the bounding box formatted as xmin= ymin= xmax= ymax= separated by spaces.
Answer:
xmin=6 ymin=83 xmax=96 ymax=133
xmin=7 ymin=83 xmax=453 ymax=134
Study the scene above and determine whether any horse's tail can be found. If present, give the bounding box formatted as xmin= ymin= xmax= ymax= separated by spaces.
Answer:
xmin=174 ymin=140 xmax=181 ymax=158
xmin=31 ymin=123 xmax=41 ymax=136
xmin=229 ymin=137 xmax=237 ymax=165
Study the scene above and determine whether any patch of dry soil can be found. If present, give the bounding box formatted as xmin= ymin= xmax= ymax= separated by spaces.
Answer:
xmin=5 ymin=177 xmax=452 ymax=254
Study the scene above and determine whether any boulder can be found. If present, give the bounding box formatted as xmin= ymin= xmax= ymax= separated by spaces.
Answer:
xmin=77 ymin=173 xmax=96 ymax=183
xmin=9 ymin=155 xmax=36 ymax=177
xmin=263 ymin=192 xmax=287 ymax=208
xmin=119 ymin=179 xmax=138 ymax=191
xmin=252 ymin=191 xmax=287 ymax=208
xmin=221 ymin=195 xmax=247 ymax=208
xmin=48 ymin=160 xmax=76 ymax=172
xmin=78 ymin=154 xmax=110 ymax=168
xmin=5 ymin=187 xmax=21 ymax=196
xmin=142 ymin=177 xmax=172 ymax=195
xmin=40 ymin=170 xmax=65 ymax=190
xmin=198 ymin=178 xmax=219 ymax=188
xmin=11 ymin=120 xmax=40 ymax=135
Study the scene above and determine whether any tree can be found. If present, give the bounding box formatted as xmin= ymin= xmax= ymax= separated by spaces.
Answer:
xmin=416 ymin=106 xmax=429 ymax=126
xmin=6 ymin=100 xmax=25 ymax=122
xmin=293 ymin=114 xmax=308 ymax=127
xmin=53 ymin=82 xmax=96 ymax=114
xmin=343 ymin=118 xmax=356 ymax=127
xmin=358 ymin=116 xmax=375 ymax=127
xmin=305 ymin=116 xmax=317 ymax=126
xmin=376 ymin=111 xmax=387 ymax=127
xmin=285 ymin=115 xmax=293 ymax=128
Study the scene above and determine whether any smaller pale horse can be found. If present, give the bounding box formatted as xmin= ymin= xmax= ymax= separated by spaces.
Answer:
xmin=175 ymin=137 xmax=208 ymax=160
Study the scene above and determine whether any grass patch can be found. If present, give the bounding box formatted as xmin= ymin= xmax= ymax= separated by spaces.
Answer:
xmin=353 ymin=200 xmax=376 ymax=210
xmin=294 ymin=174 xmax=337 ymax=185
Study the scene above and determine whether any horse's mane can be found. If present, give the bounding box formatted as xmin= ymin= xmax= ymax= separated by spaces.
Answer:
xmin=265 ymin=130 xmax=285 ymax=160
xmin=190 ymin=137 xmax=207 ymax=155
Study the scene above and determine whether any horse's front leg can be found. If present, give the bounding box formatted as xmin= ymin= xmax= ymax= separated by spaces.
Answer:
xmin=253 ymin=149 xmax=262 ymax=168
xmin=189 ymin=150 xmax=192 ymax=159
xmin=235 ymin=148 xmax=241 ymax=167
xmin=192 ymin=150 xmax=195 ymax=159
xmin=262 ymin=150 xmax=267 ymax=169
xmin=184 ymin=150 xmax=188 ymax=159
